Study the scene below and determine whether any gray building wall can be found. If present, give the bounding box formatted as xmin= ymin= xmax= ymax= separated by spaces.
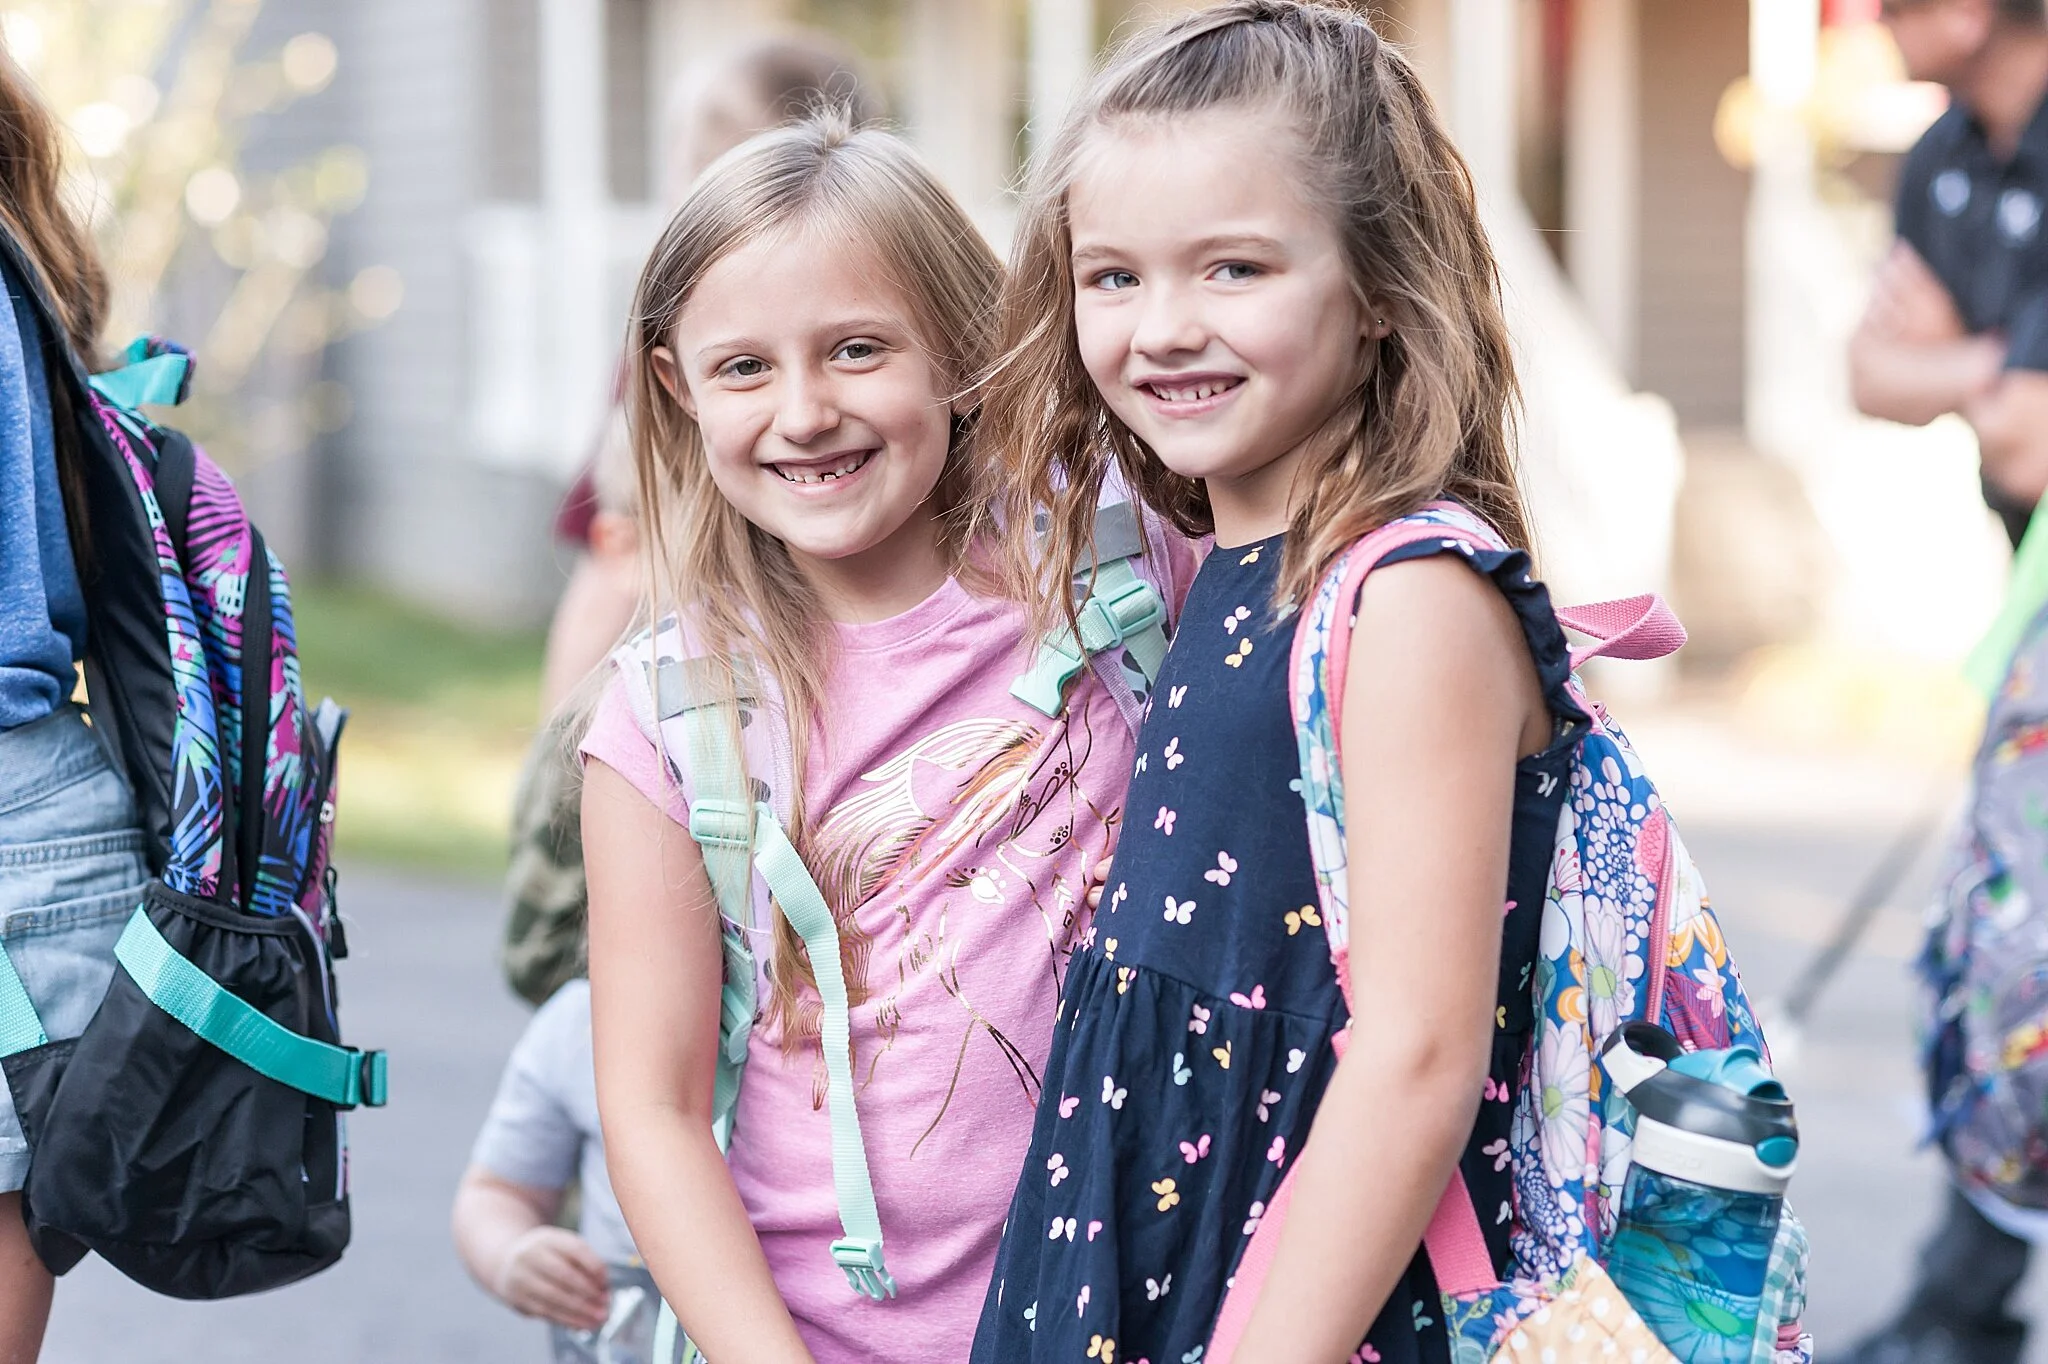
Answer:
xmin=1634 ymin=0 xmax=1749 ymax=428
xmin=325 ymin=0 xmax=567 ymax=627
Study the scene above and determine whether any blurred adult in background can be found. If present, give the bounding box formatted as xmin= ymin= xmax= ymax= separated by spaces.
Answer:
xmin=1841 ymin=8 xmax=2048 ymax=1362
xmin=0 ymin=47 xmax=149 ymax=1364
xmin=503 ymin=32 xmax=880 ymax=1006
xmin=1851 ymin=0 xmax=2048 ymax=549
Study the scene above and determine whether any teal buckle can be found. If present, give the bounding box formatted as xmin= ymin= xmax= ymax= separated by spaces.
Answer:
xmin=687 ymin=798 xmax=754 ymax=851
xmin=1075 ymin=576 xmax=1164 ymax=654
xmin=829 ymin=1237 xmax=898 ymax=1301
xmin=350 ymin=1049 xmax=389 ymax=1108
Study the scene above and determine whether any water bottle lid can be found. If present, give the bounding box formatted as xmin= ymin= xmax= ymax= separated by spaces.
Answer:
xmin=1667 ymin=1045 xmax=1787 ymax=1102
xmin=1601 ymin=1024 xmax=1799 ymax=1160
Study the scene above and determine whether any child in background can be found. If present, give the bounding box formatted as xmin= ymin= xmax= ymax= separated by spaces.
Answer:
xmin=972 ymin=4 xmax=1575 ymax=1362
xmin=502 ymin=416 xmax=639 ymax=1004
xmin=579 ymin=113 xmax=1188 ymax=1364
xmin=453 ymin=979 xmax=657 ymax=1364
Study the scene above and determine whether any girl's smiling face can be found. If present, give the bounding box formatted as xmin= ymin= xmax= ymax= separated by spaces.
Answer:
xmin=1067 ymin=108 xmax=1382 ymax=544
xmin=657 ymin=225 xmax=956 ymax=615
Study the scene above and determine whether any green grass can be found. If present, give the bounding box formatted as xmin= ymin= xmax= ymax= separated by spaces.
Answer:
xmin=290 ymin=581 xmax=547 ymax=877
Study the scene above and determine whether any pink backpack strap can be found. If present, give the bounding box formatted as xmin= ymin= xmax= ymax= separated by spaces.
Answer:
xmin=1212 ymin=512 xmax=1506 ymax=1362
xmin=1312 ymin=509 xmax=1495 ymax=754
xmin=1207 ymin=1023 xmax=1501 ymax=1362
xmin=1555 ymin=594 xmax=1686 ymax=670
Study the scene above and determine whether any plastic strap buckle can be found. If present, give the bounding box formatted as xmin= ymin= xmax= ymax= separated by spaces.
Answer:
xmin=829 ymin=1237 xmax=898 ymax=1301
xmin=350 ymin=1049 xmax=389 ymax=1108
xmin=1075 ymin=576 xmax=1164 ymax=654
xmin=687 ymin=797 xmax=754 ymax=851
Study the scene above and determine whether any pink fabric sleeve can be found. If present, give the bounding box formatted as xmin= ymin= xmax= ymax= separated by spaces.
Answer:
xmin=577 ymin=676 xmax=688 ymax=826
xmin=1144 ymin=510 xmax=1207 ymax=621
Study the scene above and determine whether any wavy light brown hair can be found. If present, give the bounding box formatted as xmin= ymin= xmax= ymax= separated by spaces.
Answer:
xmin=0 ymin=45 xmax=108 ymax=572
xmin=982 ymin=0 xmax=1529 ymax=628
xmin=625 ymin=112 xmax=1002 ymax=1043
xmin=0 ymin=49 xmax=105 ymax=362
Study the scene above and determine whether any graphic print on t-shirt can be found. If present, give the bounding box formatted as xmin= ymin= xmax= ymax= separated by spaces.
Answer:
xmin=792 ymin=704 xmax=1123 ymax=1140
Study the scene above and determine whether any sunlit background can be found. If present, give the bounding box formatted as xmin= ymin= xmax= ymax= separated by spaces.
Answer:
xmin=12 ymin=0 xmax=2033 ymax=1357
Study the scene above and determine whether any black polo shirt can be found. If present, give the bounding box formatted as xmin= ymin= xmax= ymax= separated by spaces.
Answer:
xmin=1897 ymin=91 xmax=2048 ymax=545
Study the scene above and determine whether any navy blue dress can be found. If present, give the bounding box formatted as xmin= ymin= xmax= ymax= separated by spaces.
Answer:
xmin=972 ymin=531 xmax=1580 ymax=1364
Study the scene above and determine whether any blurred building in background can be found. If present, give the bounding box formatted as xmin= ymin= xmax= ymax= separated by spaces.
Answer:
xmin=12 ymin=0 xmax=2008 ymax=670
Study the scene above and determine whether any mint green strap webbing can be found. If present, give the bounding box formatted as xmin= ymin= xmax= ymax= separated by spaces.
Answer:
xmin=87 ymin=350 xmax=191 ymax=409
xmin=1012 ymin=555 xmax=1167 ymax=717
xmin=656 ymin=654 xmax=895 ymax=1327
xmin=666 ymin=681 xmax=760 ymax=1143
xmin=750 ymin=805 xmax=895 ymax=1300
xmin=114 ymin=909 xmax=388 ymax=1108
xmin=0 ymin=943 xmax=48 ymax=1058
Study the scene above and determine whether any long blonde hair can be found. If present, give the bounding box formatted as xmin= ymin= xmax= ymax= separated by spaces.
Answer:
xmin=625 ymin=112 xmax=1002 ymax=1041
xmin=982 ymin=0 xmax=1529 ymax=628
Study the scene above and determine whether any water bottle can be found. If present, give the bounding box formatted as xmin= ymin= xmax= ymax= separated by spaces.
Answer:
xmin=1599 ymin=1022 xmax=1799 ymax=1364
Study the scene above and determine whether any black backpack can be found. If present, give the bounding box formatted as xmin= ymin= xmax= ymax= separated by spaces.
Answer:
xmin=0 ymin=225 xmax=386 ymax=1299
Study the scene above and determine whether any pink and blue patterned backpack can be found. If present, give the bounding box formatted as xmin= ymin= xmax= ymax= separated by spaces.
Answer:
xmin=0 ymin=225 xmax=383 ymax=1300
xmin=1208 ymin=503 xmax=1811 ymax=1364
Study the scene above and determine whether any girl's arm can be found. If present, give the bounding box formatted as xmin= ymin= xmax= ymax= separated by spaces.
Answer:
xmin=582 ymin=759 xmax=816 ymax=1364
xmin=1231 ymin=556 xmax=1547 ymax=1364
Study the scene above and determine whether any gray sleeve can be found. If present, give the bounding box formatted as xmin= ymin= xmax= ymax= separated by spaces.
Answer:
xmin=468 ymin=986 xmax=589 ymax=1193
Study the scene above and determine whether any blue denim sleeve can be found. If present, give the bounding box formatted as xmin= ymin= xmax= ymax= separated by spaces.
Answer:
xmin=0 ymin=255 xmax=86 ymax=733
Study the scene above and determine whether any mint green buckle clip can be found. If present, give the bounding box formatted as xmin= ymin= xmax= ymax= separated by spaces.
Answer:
xmin=1076 ymin=574 xmax=1164 ymax=653
xmin=687 ymin=797 xmax=754 ymax=850
xmin=351 ymin=1049 xmax=390 ymax=1108
xmin=1010 ymin=571 xmax=1167 ymax=717
xmin=830 ymin=1237 xmax=898 ymax=1301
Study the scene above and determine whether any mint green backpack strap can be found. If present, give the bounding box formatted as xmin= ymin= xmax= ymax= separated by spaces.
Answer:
xmin=749 ymin=803 xmax=895 ymax=1299
xmin=86 ymin=341 xmax=191 ymax=409
xmin=0 ymin=943 xmax=48 ymax=1058
xmin=654 ymin=657 xmax=761 ymax=1145
xmin=646 ymin=647 xmax=896 ymax=1359
xmin=1012 ymin=500 xmax=1169 ymax=717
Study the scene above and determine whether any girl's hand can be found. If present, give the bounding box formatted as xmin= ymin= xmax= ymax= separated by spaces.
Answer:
xmin=497 ymin=1225 xmax=612 ymax=1332
xmin=1086 ymin=850 xmax=1116 ymax=908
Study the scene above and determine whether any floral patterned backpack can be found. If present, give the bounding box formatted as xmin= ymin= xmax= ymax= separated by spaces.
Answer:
xmin=1207 ymin=504 xmax=1811 ymax=1364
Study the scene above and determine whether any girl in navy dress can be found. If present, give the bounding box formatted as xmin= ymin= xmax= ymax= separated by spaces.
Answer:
xmin=970 ymin=5 xmax=1584 ymax=1362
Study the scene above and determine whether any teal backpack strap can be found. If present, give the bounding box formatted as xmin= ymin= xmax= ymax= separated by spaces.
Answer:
xmin=1012 ymin=499 xmax=1169 ymax=717
xmin=113 ymin=908 xmax=388 ymax=1107
xmin=750 ymin=804 xmax=895 ymax=1299
xmin=654 ymin=656 xmax=761 ymax=1146
xmin=0 ymin=943 xmax=48 ymax=1058
xmin=87 ymin=341 xmax=192 ymax=410
xmin=651 ymin=650 xmax=897 ymax=1316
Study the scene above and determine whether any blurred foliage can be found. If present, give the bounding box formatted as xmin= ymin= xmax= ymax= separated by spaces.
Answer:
xmin=2 ymin=0 xmax=395 ymax=472
xmin=292 ymin=583 xmax=544 ymax=878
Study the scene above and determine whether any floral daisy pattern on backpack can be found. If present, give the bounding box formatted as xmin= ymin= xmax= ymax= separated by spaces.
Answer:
xmin=1286 ymin=503 xmax=1811 ymax=1364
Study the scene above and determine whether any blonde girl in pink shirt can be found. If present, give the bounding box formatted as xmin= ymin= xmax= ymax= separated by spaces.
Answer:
xmin=578 ymin=113 xmax=1188 ymax=1364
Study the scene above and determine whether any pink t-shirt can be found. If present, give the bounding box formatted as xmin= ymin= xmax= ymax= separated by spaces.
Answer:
xmin=581 ymin=567 xmax=1188 ymax=1363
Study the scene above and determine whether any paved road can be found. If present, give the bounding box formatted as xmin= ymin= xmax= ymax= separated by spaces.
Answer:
xmin=35 ymin=712 xmax=2048 ymax=1360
